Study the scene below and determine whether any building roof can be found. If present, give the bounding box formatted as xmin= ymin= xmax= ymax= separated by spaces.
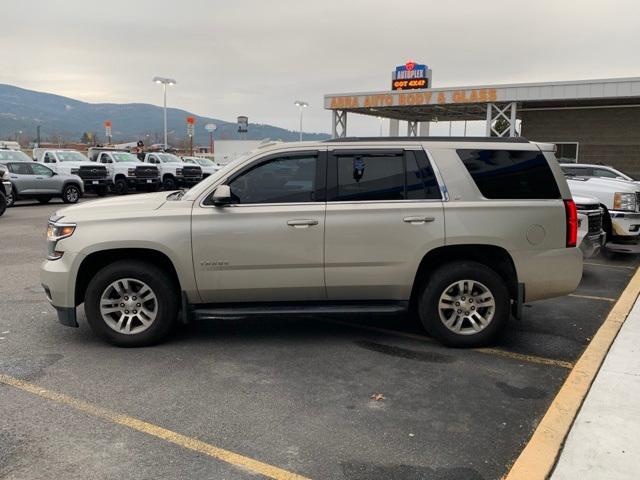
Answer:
xmin=324 ymin=77 xmax=640 ymax=121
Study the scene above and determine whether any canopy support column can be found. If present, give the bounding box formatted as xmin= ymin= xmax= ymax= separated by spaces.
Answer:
xmin=332 ymin=110 xmax=347 ymax=138
xmin=485 ymin=102 xmax=518 ymax=137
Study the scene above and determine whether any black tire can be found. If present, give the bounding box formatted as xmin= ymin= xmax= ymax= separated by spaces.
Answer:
xmin=0 ymin=193 xmax=6 ymax=217
xmin=37 ymin=196 xmax=52 ymax=204
xmin=96 ymin=186 xmax=108 ymax=197
xmin=418 ymin=261 xmax=510 ymax=347
xmin=84 ymin=260 xmax=179 ymax=347
xmin=62 ymin=184 xmax=81 ymax=204
xmin=113 ymin=178 xmax=128 ymax=195
xmin=162 ymin=176 xmax=177 ymax=191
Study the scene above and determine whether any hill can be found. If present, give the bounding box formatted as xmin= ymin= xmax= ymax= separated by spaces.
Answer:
xmin=0 ymin=84 xmax=330 ymax=145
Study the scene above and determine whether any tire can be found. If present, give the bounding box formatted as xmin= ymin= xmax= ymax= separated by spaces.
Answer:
xmin=418 ymin=261 xmax=510 ymax=347
xmin=113 ymin=178 xmax=128 ymax=195
xmin=162 ymin=176 xmax=177 ymax=191
xmin=37 ymin=196 xmax=52 ymax=204
xmin=6 ymin=187 xmax=15 ymax=207
xmin=0 ymin=193 xmax=6 ymax=217
xmin=84 ymin=260 xmax=179 ymax=347
xmin=62 ymin=184 xmax=81 ymax=204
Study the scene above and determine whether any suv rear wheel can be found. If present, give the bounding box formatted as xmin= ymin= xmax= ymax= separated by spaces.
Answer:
xmin=0 ymin=192 xmax=6 ymax=216
xmin=418 ymin=261 xmax=509 ymax=347
xmin=6 ymin=188 xmax=15 ymax=207
xmin=84 ymin=260 xmax=178 ymax=347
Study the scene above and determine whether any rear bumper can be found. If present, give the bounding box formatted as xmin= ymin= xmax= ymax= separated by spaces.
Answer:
xmin=513 ymin=247 xmax=583 ymax=302
xmin=580 ymin=231 xmax=606 ymax=258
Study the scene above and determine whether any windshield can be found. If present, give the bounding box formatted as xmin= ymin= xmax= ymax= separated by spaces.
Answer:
xmin=0 ymin=150 xmax=31 ymax=162
xmin=56 ymin=151 xmax=89 ymax=162
xmin=159 ymin=153 xmax=182 ymax=163
xmin=112 ymin=152 xmax=140 ymax=163
xmin=195 ymin=158 xmax=215 ymax=166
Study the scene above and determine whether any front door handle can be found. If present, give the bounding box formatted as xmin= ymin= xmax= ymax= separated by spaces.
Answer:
xmin=403 ymin=216 xmax=436 ymax=224
xmin=287 ymin=219 xmax=319 ymax=228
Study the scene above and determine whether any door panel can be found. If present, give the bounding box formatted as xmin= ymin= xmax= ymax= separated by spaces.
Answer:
xmin=192 ymin=204 xmax=326 ymax=302
xmin=8 ymin=163 xmax=38 ymax=194
xmin=31 ymin=163 xmax=58 ymax=194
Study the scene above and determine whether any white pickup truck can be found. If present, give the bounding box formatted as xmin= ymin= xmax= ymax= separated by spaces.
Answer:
xmin=181 ymin=156 xmax=222 ymax=179
xmin=566 ymin=175 xmax=640 ymax=241
xmin=34 ymin=148 xmax=110 ymax=196
xmin=142 ymin=152 xmax=203 ymax=190
xmin=88 ymin=148 xmax=161 ymax=195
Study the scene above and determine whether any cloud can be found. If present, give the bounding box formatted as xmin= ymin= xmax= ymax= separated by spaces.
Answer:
xmin=2 ymin=0 xmax=640 ymax=135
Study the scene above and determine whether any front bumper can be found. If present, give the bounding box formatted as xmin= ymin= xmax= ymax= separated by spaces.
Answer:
xmin=2 ymin=180 xmax=10 ymax=196
xmin=82 ymin=178 xmax=109 ymax=191
xmin=610 ymin=211 xmax=640 ymax=237
xmin=580 ymin=231 xmax=606 ymax=258
xmin=126 ymin=177 xmax=161 ymax=187
xmin=177 ymin=176 xmax=203 ymax=186
xmin=40 ymin=252 xmax=84 ymax=327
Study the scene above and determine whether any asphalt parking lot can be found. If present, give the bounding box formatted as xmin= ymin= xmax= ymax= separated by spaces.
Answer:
xmin=1 ymin=198 xmax=639 ymax=480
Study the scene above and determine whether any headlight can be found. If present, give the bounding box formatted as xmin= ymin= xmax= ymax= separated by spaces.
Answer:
xmin=46 ymin=221 xmax=76 ymax=260
xmin=70 ymin=168 xmax=80 ymax=175
xmin=613 ymin=192 xmax=636 ymax=212
xmin=176 ymin=168 xmax=183 ymax=176
xmin=128 ymin=168 xmax=136 ymax=176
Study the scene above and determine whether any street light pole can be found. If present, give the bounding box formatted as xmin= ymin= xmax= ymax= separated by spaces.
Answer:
xmin=294 ymin=100 xmax=308 ymax=141
xmin=153 ymin=76 xmax=177 ymax=150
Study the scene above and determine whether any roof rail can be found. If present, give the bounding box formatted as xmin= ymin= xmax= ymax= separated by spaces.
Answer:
xmin=324 ymin=136 xmax=530 ymax=143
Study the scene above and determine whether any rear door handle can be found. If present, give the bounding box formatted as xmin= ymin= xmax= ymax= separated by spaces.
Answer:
xmin=403 ymin=216 xmax=436 ymax=224
xmin=287 ymin=219 xmax=319 ymax=228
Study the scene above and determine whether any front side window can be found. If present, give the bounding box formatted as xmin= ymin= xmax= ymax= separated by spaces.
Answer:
xmin=458 ymin=149 xmax=560 ymax=200
xmin=593 ymin=168 xmax=622 ymax=179
xmin=159 ymin=154 xmax=182 ymax=163
xmin=562 ymin=166 xmax=590 ymax=177
xmin=228 ymin=155 xmax=317 ymax=204
xmin=112 ymin=153 xmax=140 ymax=163
xmin=32 ymin=163 xmax=54 ymax=176
xmin=0 ymin=150 xmax=31 ymax=162
xmin=56 ymin=151 xmax=89 ymax=162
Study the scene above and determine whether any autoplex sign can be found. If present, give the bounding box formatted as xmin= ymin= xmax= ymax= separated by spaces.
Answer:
xmin=327 ymin=88 xmax=498 ymax=109
xmin=392 ymin=61 xmax=430 ymax=90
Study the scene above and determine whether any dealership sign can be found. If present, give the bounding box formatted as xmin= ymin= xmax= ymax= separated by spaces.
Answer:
xmin=391 ymin=61 xmax=431 ymax=90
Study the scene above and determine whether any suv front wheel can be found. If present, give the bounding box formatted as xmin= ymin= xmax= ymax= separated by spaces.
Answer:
xmin=84 ymin=260 xmax=179 ymax=347
xmin=418 ymin=261 xmax=509 ymax=347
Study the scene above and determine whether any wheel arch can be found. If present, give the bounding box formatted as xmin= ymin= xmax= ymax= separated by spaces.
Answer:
xmin=75 ymin=248 xmax=181 ymax=306
xmin=410 ymin=244 xmax=519 ymax=309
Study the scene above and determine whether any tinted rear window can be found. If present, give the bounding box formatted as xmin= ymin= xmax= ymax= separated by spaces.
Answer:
xmin=457 ymin=149 xmax=560 ymax=199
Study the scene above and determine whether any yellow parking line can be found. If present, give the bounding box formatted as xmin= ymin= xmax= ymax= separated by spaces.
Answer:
xmin=505 ymin=265 xmax=640 ymax=480
xmin=584 ymin=262 xmax=636 ymax=270
xmin=568 ymin=293 xmax=617 ymax=302
xmin=0 ymin=374 xmax=310 ymax=480
xmin=319 ymin=318 xmax=572 ymax=369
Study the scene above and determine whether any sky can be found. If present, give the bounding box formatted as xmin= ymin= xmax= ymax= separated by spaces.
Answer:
xmin=2 ymin=0 xmax=640 ymax=136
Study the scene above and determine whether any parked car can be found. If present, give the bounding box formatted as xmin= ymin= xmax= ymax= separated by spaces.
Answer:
xmin=34 ymin=149 xmax=109 ymax=196
xmin=0 ymin=164 xmax=10 ymax=216
xmin=41 ymin=137 xmax=582 ymax=348
xmin=565 ymin=175 xmax=640 ymax=242
xmin=181 ymin=156 xmax=222 ymax=179
xmin=143 ymin=152 xmax=203 ymax=190
xmin=88 ymin=148 xmax=160 ymax=195
xmin=573 ymin=195 xmax=606 ymax=258
xmin=1 ymin=161 xmax=83 ymax=204
xmin=561 ymin=163 xmax=639 ymax=184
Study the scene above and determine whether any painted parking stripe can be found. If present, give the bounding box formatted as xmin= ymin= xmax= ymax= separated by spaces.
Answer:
xmin=505 ymin=265 xmax=640 ymax=480
xmin=583 ymin=262 xmax=637 ymax=270
xmin=568 ymin=293 xmax=617 ymax=302
xmin=0 ymin=374 xmax=310 ymax=480
xmin=319 ymin=319 xmax=573 ymax=369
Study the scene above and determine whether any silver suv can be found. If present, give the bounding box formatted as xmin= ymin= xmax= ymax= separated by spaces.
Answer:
xmin=40 ymin=137 xmax=582 ymax=347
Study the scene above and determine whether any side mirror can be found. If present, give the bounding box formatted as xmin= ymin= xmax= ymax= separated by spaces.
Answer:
xmin=211 ymin=184 xmax=232 ymax=206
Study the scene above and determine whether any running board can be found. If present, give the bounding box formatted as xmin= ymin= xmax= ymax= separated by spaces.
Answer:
xmin=191 ymin=301 xmax=409 ymax=321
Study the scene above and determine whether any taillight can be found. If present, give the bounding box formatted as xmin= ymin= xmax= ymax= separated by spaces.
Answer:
xmin=564 ymin=199 xmax=578 ymax=247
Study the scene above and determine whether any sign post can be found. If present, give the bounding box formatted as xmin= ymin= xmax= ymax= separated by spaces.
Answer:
xmin=104 ymin=120 xmax=112 ymax=144
xmin=205 ymin=123 xmax=217 ymax=155
xmin=186 ymin=116 xmax=195 ymax=156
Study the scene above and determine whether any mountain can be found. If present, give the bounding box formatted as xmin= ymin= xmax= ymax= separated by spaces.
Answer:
xmin=0 ymin=84 xmax=330 ymax=145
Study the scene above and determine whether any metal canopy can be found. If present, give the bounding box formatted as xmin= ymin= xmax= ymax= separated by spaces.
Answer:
xmin=325 ymin=77 xmax=640 ymax=137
